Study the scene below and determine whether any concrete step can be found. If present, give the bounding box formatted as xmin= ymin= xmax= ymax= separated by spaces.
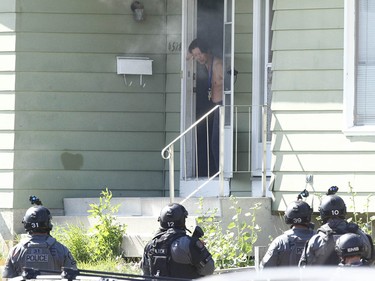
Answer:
xmin=53 ymin=197 xmax=222 ymax=257
xmin=61 ymin=197 xmax=222 ymax=217
xmin=52 ymin=197 xmax=276 ymax=258
xmin=53 ymin=215 xmax=198 ymax=236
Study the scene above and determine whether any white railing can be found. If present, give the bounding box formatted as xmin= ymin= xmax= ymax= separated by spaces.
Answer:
xmin=161 ymin=104 xmax=269 ymax=203
xmin=161 ymin=105 xmax=224 ymax=203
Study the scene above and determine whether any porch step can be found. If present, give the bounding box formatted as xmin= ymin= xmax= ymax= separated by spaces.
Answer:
xmin=60 ymin=196 xmax=222 ymax=217
xmin=53 ymin=197 xmax=222 ymax=257
xmin=53 ymin=197 xmax=275 ymax=258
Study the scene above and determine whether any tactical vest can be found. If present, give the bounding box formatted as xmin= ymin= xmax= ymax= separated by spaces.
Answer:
xmin=21 ymin=236 xmax=57 ymax=272
xmin=147 ymin=230 xmax=186 ymax=277
xmin=316 ymin=223 xmax=358 ymax=265
xmin=287 ymin=233 xmax=310 ymax=265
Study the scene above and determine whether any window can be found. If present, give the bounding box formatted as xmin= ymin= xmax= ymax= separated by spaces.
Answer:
xmin=344 ymin=0 xmax=375 ymax=135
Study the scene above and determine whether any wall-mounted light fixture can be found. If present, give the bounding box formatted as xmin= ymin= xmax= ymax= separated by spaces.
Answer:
xmin=131 ymin=1 xmax=144 ymax=22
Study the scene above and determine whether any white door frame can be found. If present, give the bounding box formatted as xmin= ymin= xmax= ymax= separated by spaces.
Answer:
xmin=252 ymin=0 xmax=272 ymax=178
xmin=180 ymin=0 xmax=197 ymax=179
xmin=181 ymin=0 xmax=234 ymax=181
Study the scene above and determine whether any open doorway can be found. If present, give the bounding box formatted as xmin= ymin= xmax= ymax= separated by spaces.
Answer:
xmin=181 ymin=0 xmax=233 ymax=181
xmin=194 ymin=0 xmax=224 ymax=177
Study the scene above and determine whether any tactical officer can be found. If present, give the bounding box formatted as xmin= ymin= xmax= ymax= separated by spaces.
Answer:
xmin=335 ymin=233 xmax=369 ymax=266
xmin=2 ymin=205 xmax=77 ymax=279
xmin=260 ymin=200 xmax=315 ymax=268
xmin=140 ymin=203 xmax=215 ymax=279
xmin=299 ymin=189 xmax=373 ymax=266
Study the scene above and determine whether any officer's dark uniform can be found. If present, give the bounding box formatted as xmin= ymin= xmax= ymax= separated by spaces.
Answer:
xmin=2 ymin=205 xmax=77 ymax=279
xmin=261 ymin=200 xmax=315 ymax=268
xmin=140 ymin=203 xmax=215 ymax=279
xmin=299 ymin=219 xmax=372 ymax=266
xmin=261 ymin=227 xmax=314 ymax=267
xmin=299 ymin=194 xmax=373 ymax=266
xmin=3 ymin=234 xmax=77 ymax=278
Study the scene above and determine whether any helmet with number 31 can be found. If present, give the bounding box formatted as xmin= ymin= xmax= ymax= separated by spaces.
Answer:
xmin=22 ymin=205 xmax=53 ymax=233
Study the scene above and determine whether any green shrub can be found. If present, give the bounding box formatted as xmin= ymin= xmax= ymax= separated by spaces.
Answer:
xmin=347 ymin=182 xmax=375 ymax=235
xmin=196 ymin=196 xmax=261 ymax=269
xmin=52 ymin=224 xmax=91 ymax=263
xmin=87 ymin=188 xmax=127 ymax=261
xmin=52 ymin=188 xmax=126 ymax=263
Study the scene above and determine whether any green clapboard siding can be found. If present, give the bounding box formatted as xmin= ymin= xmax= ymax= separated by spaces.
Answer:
xmin=15 ymin=151 xmax=163 ymax=170
xmin=271 ymin=0 xmax=375 ymax=212
xmin=16 ymin=92 xmax=165 ymax=112
xmin=12 ymin=0 xmax=178 ymax=208
xmin=17 ymin=0 xmax=167 ymax=15
xmin=271 ymin=91 xmax=343 ymax=111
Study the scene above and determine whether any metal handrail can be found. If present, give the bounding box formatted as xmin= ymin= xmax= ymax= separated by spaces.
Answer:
xmin=161 ymin=105 xmax=221 ymax=202
xmin=161 ymin=105 xmax=220 ymax=159
xmin=161 ymin=104 xmax=269 ymax=202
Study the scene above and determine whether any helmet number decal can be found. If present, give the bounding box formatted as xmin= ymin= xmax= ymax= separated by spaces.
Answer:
xmin=167 ymin=222 xmax=174 ymax=227
xmin=331 ymin=210 xmax=340 ymax=216
xmin=30 ymin=222 xmax=39 ymax=228
xmin=293 ymin=218 xmax=302 ymax=224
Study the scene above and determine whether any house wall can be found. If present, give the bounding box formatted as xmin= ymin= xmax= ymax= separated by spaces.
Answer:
xmin=8 ymin=0 xmax=177 ymax=211
xmin=271 ymin=0 xmax=375 ymax=212
xmin=0 ymin=0 xmax=258 ymax=237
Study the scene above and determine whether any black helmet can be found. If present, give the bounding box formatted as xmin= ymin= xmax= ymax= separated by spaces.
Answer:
xmin=158 ymin=203 xmax=188 ymax=229
xmin=22 ymin=206 xmax=53 ymax=233
xmin=319 ymin=195 xmax=346 ymax=223
xmin=284 ymin=200 xmax=312 ymax=225
xmin=335 ymin=233 xmax=364 ymax=258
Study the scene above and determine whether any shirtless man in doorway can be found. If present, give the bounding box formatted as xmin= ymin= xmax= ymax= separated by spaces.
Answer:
xmin=188 ymin=38 xmax=223 ymax=104
xmin=188 ymin=38 xmax=223 ymax=174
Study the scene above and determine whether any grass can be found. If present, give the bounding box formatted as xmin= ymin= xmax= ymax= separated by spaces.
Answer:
xmin=78 ymin=257 xmax=142 ymax=275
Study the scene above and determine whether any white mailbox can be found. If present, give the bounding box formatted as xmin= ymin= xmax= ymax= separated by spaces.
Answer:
xmin=116 ymin=56 xmax=153 ymax=75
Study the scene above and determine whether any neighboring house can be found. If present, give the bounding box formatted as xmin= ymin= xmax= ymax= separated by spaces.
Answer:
xmin=0 ymin=0 xmax=373 ymax=243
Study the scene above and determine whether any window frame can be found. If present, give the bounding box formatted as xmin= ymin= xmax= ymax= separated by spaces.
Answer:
xmin=343 ymin=0 xmax=375 ymax=135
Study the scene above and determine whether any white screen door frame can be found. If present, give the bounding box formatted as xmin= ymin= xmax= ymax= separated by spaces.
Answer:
xmin=252 ymin=0 xmax=272 ymax=177
xmin=181 ymin=0 xmax=235 ymax=179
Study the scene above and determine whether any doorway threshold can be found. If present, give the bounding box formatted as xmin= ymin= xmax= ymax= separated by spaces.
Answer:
xmin=180 ymin=178 xmax=230 ymax=197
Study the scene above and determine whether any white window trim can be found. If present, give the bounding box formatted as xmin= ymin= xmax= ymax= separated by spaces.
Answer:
xmin=343 ymin=0 xmax=375 ymax=136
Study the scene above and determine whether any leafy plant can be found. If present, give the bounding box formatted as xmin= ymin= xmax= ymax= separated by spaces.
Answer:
xmin=52 ymin=188 xmax=127 ymax=263
xmin=52 ymin=224 xmax=91 ymax=263
xmin=87 ymin=188 xmax=127 ymax=261
xmin=196 ymin=196 xmax=261 ymax=269
xmin=346 ymin=182 xmax=375 ymax=235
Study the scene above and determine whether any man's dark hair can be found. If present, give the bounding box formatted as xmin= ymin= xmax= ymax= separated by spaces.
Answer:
xmin=188 ymin=38 xmax=211 ymax=54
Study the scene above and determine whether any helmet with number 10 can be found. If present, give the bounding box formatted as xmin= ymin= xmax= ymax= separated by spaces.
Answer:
xmin=319 ymin=195 xmax=347 ymax=223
